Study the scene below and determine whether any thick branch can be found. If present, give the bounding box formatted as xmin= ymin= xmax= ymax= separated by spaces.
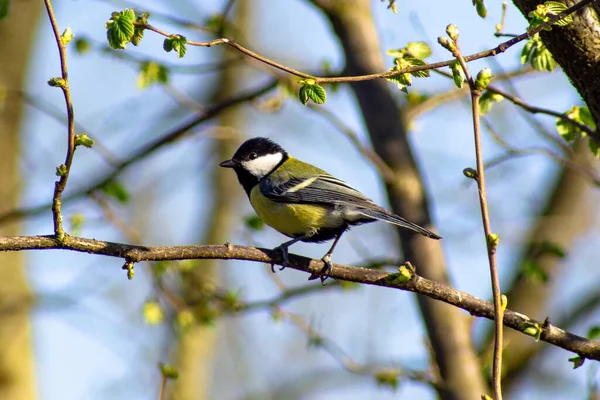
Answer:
xmin=512 ymin=0 xmax=600 ymax=128
xmin=309 ymin=1 xmax=486 ymax=398
xmin=0 ymin=234 xmax=598 ymax=361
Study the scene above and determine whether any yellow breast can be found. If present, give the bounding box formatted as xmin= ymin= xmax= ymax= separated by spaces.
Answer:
xmin=249 ymin=185 xmax=338 ymax=238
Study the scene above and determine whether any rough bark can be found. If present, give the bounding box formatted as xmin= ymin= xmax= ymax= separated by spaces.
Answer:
xmin=168 ymin=2 xmax=249 ymax=399
xmin=0 ymin=1 xmax=41 ymax=399
xmin=513 ymin=0 xmax=600 ymax=125
xmin=309 ymin=1 xmax=487 ymax=398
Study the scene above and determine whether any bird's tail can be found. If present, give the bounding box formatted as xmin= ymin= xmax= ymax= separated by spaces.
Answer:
xmin=358 ymin=208 xmax=442 ymax=240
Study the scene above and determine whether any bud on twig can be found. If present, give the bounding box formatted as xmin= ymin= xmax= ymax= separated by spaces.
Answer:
xmin=437 ymin=36 xmax=455 ymax=52
xmin=475 ymin=68 xmax=493 ymax=90
xmin=446 ymin=24 xmax=459 ymax=41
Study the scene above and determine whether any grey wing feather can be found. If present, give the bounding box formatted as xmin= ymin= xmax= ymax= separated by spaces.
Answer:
xmin=357 ymin=208 xmax=441 ymax=239
xmin=261 ymin=174 xmax=375 ymax=207
xmin=261 ymin=175 xmax=442 ymax=240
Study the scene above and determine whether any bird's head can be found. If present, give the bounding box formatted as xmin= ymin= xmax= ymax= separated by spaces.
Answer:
xmin=220 ymin=137 xmax=287 ymax=179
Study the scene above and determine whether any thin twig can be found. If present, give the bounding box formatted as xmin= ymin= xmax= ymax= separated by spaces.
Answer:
xmin=44 ymin=0 xmax=77 ymax=240
xmin=445 ymin=35 xmax=504 ymax=399
xmin=486 ymin=86 xmax=597 ymax=137
xmin=1 ymin=234 xmax=599 ymax=361
xmin=158 ymin=373 xmax=167 ymax=400
xmin=0 ymin=80 xmax=278 ymax=226
xmin=278 ymin=307 xmax=436 ymax=385
xmin=305 ymin=104 xmax=396 ymax=183
xmin=432 ymin=69 xmax=596 ymax=139
xmin=134 ymin=0 xmax=595 ymax=84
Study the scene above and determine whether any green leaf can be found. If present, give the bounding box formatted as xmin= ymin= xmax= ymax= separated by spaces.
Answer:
xmin=298 ymin=80 xmax=326 ymax=105
xmin=406 ymin=91 xmax=429 ymax=106
xmin=0 ymin=0 xmax=9 ymax=20
xmin=405 ymin=42 xmax=432 ymax=59
xmin=47 ymin=77 xmax=66 ymax=88
xmin=105 ymin=9 xmax=136 ymax=50
xmin=143 ymin=301 xmax=164 ymax=325
xmin=520 ymin=321 xmax=542 ymax=341
xmin=520 ymin=34 xmax=558 ymax=72
xmin=568 ymin=356 xmax=585 ymax=369
xmin=475 ymin=68 xmax=493 ymax=90
xmin=479 ymin=91 xmax=503 ymax=115
xmin=578 ymin=106 xmax=596 ymax=129
xmin=375 ymin=370 xmax=399 ymax=391
xmin=244 ymin=214 xmax=265 ymax=231
xmin=532 ymin=47 xmax=558 ymax=72
xmin=305 ymin=83 xmax=326 ymax=104
xmin=176 ymin=310 xmax=195 ymax=331
xmin=74 ymin=133 xmax=95 ymax=148
xmin=204 ymin=14 xmax=224 ymax=33
xmin=539 ymin=240 xmax=566 ymax=258
xmin=137 ymin=61 xmax=169 ymax=89
xmin=386 ymin=68 xmax=412 ymax=93
xmin=528 ymin=2 xmax=572 ymax=29
xmin=386 ymin=49 xmax=405 ymax=58
xmin=544 ymin=1 xmax=572 ymax=25
xmin=403 ymin=56 xmax=429 ymax=78
xmin=101 ymin=181 xmax=130 ymax=203
xmin=298 ymin=84 xmax=308 ymax=105
xmin=163 ymin=35 xmax=187 ymax=58
xmin=132 ymin=12 xmax=150 ymax=46
xmin=522 ymin=259 xmax=549 ymax=283
xmin=587 ymin=326 xmax=600 ymax=340
xmin=556 ymin=106 xmax=597 ymax=152
xmin=449 ymin=60 xmax=464 ymax=88
xmin=474 ymin=0 xmax=488 ymax=18
xmin=69 ymin=213 xmax=85 ymax=236
xmin=55 ymin=164 xmax=67 ymax=177
xmin=61 ymin=28 xmax=75 ymax=45
xmin=556 ymin=117 xmax=578 ymax=143
xmin=74 ymin=38 xmax=91 ymax=54
xmin=159 ymin=363 xmax=179 ymax=379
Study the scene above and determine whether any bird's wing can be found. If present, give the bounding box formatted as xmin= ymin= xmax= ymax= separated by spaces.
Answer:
xmin=260 ymin=174 xmax=377 ymax=209
xmin=261 ymin=174 xmax=442 ymax=240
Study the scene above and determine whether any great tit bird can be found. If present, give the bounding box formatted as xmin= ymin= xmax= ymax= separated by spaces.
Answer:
xmin=220 ymin=137 xmax=441 ymax=281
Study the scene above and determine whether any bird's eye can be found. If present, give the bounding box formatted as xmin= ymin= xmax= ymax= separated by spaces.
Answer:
xmin=248 ymin=152 xmax=258 ymax=160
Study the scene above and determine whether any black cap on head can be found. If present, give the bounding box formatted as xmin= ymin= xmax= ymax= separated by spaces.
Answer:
xmin=219 ymin=138 xmax=288 ymax=194
xmin=231 ymin=137 xmax=286 ymax=162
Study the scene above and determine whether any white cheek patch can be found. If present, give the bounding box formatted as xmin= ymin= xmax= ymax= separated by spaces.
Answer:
xmin=241 ymin=153 xmax=283 ymax=178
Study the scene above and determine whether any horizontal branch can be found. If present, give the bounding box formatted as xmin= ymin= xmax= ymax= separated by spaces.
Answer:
xmin=134 ymin=0 xmax=595 ymax=84
xmin=1 ymin=234 xmax=599 ymax=362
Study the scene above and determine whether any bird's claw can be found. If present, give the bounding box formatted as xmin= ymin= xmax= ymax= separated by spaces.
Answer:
xmin=308 ymin=254 xmax=333 ymax=285
xmin=271 ymin=244 xmax=290 ymax=273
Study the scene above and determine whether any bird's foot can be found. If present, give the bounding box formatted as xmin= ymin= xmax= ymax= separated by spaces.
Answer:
xmin=270 ymin=244 xmax=290 ymax=273
xmin=308 ymin=254 xmax=333 ymax=285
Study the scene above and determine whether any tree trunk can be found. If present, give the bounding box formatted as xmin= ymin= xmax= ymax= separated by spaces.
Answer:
xmin=0 ymin=1 xmax=42 ymax=399
xmin=310 ymin=1 xmax=487 ymax=399
xmin=513 ymin=0 xmax=600 ymax=125
xmin=168 ymin=2 xmax=249 ymax=399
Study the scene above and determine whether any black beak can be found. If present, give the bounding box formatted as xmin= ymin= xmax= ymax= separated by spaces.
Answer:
xmin=219 ymin=159 xmax=237 ymax=168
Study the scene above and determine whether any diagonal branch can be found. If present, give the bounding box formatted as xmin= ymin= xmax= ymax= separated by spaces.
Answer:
xmin=132 ymin=0 xmax=596 ymax=86
xmin=0 ymin=233 xmax=599 ymax=361
xmin=0 ymin=79 xmax=277 ymax=227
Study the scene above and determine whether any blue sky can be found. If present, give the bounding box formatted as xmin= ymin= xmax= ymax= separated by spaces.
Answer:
xmin=18 ymin=0 xmax=599 ymax=399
